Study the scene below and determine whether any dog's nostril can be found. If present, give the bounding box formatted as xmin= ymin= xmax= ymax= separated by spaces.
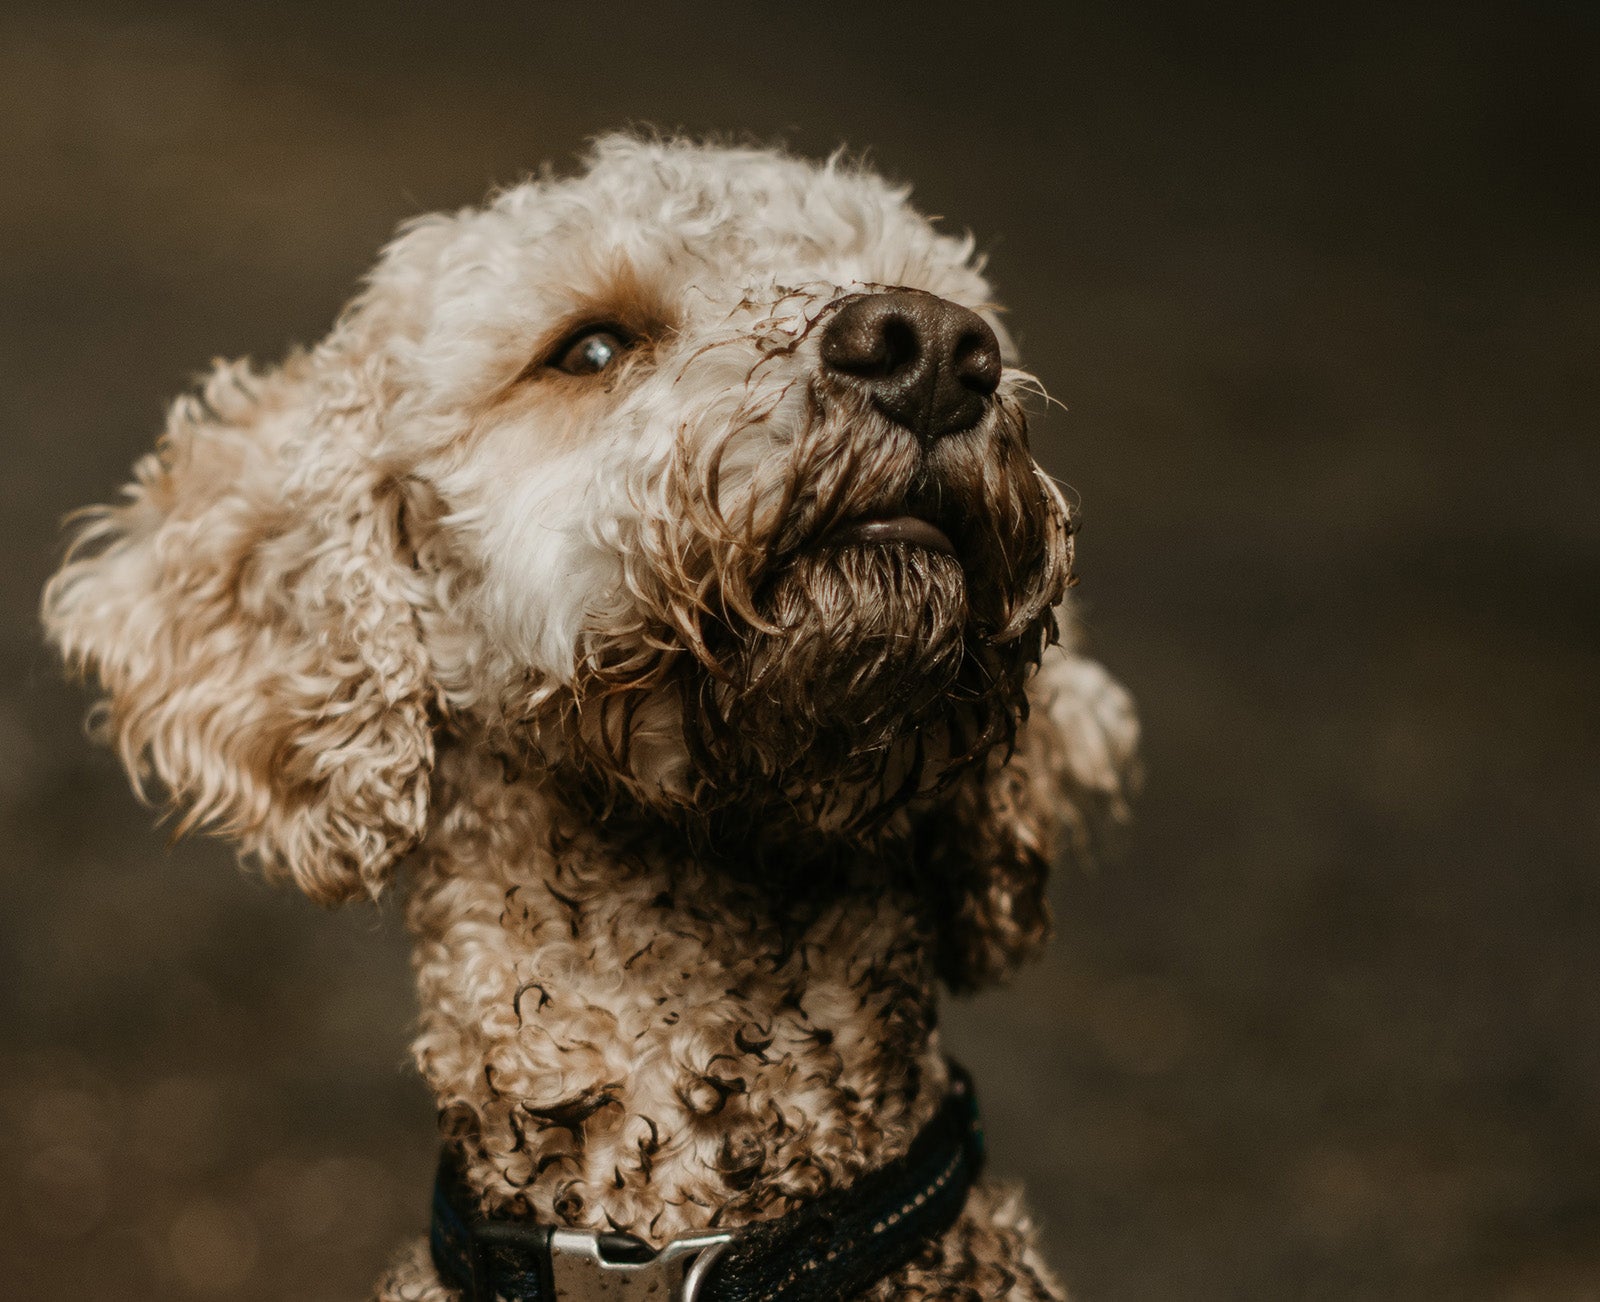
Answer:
xmin=957 ymin=331 xmax=1002 ymax=393
xmin=953 ymin=329 xmax=1001 ymax=397
xmin=878 ymin=317 xmax=919 ymax=377
xmin=820 ymin=308 xmax=920 ymax=379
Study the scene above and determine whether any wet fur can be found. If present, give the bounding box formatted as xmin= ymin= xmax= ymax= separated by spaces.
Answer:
xmin=42 ymin=136 xmax=1139 ymax=1299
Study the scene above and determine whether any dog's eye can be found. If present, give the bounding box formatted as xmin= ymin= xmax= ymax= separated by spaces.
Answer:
xmin=550 ymin=325 xmax=633 ymax=376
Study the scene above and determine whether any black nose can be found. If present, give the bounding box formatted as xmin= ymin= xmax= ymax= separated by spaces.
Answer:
xmin=819 ymin=290 xmax=1002 ymax=441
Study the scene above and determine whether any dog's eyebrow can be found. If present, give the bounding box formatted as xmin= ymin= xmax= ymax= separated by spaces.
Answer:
xmin=506 ymin=260 xmax=683 ymax=386
xmin=564 ymin=257 xmax=679 ymax=335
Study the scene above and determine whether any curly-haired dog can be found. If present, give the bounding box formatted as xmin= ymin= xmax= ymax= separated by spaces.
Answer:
xmin=43 ymin=136 xmax=1138 ymax=1300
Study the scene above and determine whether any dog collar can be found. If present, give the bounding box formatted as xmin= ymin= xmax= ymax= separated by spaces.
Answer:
xmin=429 ymin=1062 xmax=985 ymax=1302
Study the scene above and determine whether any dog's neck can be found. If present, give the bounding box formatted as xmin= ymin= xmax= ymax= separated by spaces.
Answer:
xmin=405 ymin=746 xmax=949 ymax=1243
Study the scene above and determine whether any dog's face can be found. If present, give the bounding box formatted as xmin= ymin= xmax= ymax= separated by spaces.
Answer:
xmin=385 ymin=139 xmax=1072 ymax=832
xmin=43 ymin=136 xmax=1079 ymax=907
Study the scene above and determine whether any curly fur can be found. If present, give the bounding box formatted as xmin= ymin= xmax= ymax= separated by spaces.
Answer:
xmin=42 ymin=135 xmax=1139 ymax=1300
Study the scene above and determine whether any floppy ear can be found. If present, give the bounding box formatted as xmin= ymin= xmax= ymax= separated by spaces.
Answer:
xmin=41 ymin=348 xmax=435 ymax=904
xmin=924 ymin=634 xmax=1140 ymax=992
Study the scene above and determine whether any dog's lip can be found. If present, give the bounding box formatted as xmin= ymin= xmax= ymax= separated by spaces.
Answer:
xmin=825 ymin=515 xmax=956 ymax=555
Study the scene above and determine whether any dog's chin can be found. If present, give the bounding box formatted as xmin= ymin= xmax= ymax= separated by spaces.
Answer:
xmin=546 ymin=528 xmax=1046 ymax=854
xmin=681 ymin=541 xmax=971 ymax=833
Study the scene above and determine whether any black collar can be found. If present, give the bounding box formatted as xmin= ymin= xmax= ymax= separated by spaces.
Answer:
xmin=430 ymin=1063 xmax=985 ymax=1302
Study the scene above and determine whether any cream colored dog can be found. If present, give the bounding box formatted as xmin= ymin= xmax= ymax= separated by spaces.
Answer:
xmin=44 ymin=136 xmax=1137 ymax=1300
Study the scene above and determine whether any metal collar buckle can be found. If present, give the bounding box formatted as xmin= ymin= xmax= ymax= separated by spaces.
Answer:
xmin=546 ymin=1227 xmax=733 ymax=1301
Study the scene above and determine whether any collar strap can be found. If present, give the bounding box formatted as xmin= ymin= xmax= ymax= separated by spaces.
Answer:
xmin=430 ymin=1063 xmax=985 ymax=1302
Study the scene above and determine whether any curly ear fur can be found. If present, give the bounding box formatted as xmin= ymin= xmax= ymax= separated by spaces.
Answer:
xmin=925 ymin=635 xmax=1140 ymax=992
xmin=41 ymin=348 xmax=434 ymax=904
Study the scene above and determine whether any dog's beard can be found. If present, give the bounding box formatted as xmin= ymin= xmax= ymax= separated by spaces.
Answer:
xmin=684 ymin=541 xmax=971 ymax=832
xmin=527 ymin=387 xmax=1071 ymax=850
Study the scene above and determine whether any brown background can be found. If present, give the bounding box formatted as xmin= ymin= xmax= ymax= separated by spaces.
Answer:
xmin=2 ymin=3 xmax=1596 ymax=1299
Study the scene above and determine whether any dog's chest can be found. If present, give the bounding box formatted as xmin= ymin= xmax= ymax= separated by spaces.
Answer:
xmin=407 ymin=834 xmax=947 ymax=1239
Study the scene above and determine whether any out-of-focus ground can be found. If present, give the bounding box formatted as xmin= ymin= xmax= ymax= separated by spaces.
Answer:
xmin=1 ymin=4 xmax=1595 ymax=1299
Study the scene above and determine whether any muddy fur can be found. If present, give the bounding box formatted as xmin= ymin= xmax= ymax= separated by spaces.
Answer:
xmin=42 ymin=136 xmax=1139 ymax=1299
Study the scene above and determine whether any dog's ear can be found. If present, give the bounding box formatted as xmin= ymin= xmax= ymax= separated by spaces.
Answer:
xmin=42 ymin=345 xmax=435 ymax=905
xmin=924 ymin=638 xmax=1140 ymax=992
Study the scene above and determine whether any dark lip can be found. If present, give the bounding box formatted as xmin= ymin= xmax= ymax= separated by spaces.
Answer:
xmin=824 ymin=515 xmax=956 ymax=555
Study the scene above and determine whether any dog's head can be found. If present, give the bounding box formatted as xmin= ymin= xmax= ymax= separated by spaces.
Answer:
xmin=411 ymin=141 xmax=1075 ymax=842
xmin=44 ymin=138 xmax=1095 ymax=965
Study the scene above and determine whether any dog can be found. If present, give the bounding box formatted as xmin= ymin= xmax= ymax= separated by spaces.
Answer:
xmin=43 ymin=135 xmax=1138 ymax=1300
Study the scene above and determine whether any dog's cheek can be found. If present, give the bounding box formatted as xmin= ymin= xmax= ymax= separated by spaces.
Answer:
xmin=433 ymin=418 xmax=633 ymax=688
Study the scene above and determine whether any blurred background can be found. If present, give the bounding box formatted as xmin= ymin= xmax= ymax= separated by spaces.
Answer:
xmin=2 ymin=3 xmax=1595 ymax=1298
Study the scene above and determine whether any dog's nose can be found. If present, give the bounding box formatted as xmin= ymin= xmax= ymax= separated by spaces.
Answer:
xmin=819 ymin=290 xmax=1002 ymax=441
